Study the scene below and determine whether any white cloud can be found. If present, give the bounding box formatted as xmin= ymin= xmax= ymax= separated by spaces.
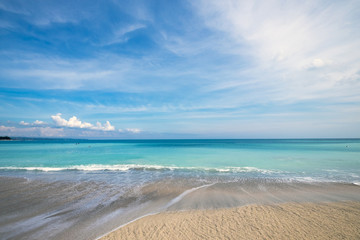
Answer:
xmin=20 ymin=120 xmax=47 ymax=126
xmin=0 ymin=126 xmax=16 ymax=131
xmin=304 ymin=58 xmax=333 ymax=70
xmin=194 ymin=0 xmax=360 ymax=102
xmin=118 ymin=128 xmax=141 ymax=133
xmin=39 ymin=127 xmax=64 ymax=137
xmin=93 ymin=121 xmax=115 ymax=131
xmin=311 ymin=59 xmax=326 ymax=68
xmin=6 ymin=68 xmax=115 ymax=89
xmin=125 ymin=128 xmax=141 ymax=133
xmin=33 ymin=120 xmax=46 ymax=125
xmin=51 ymin=113 xmax=68 ymax=126
xmin=0 ymin=125 xmax=64 ymax=137
xmin=19 ymin=121 xmax=30 ymax=126
xmin=51 ymin=113 xmax=115 ymax=131
xmin=103 ymin=24 xmax=146 ymax=46
xmin=3 ymin=115 xmax=140 ymax=138
xmin=0 ymin=123 xmax=143 ymax=138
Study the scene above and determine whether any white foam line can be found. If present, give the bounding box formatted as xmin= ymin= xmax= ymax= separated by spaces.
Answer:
xmin=0 ymin=165 xmax=278 ymax=174
xmin=94 ymin=183 xmax=215 ymax=240
xmin=163 ymin=183 xmax=215 ymax=210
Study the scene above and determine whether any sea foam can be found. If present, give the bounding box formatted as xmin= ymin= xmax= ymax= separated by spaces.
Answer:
xmin=0 ymin=164 xmax=278 ymax=174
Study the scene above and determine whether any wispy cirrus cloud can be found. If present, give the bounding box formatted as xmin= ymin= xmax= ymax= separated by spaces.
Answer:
xmin=102 ymin=24 xmax=147 ymax=46
xmin=193 ymin=0 xmax=360 ymax=102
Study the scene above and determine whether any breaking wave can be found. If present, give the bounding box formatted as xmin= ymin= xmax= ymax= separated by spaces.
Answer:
xmin=0 ymin=164 xmax=279 ymax=174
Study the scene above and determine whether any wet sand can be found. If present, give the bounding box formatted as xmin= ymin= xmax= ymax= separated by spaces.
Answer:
xmin=101 ymin=201 xmax=360 ymax=240
xmin=2 ymin=176 xmax=360 ymax=240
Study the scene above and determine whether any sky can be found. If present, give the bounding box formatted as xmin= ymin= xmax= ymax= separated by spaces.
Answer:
xmin=0 ymin=0 xmax=360 ymax=139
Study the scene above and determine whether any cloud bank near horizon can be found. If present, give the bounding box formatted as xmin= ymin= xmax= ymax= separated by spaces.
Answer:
xmin=0 ymin=114 xmax=141 ymax=138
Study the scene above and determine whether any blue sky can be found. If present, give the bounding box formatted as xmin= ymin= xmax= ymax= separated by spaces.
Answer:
xmin=0 ymin=0 xmax=360 ymax=138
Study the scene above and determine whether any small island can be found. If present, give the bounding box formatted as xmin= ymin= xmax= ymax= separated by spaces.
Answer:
xmin=0 ymin=136 xmax=12 ymax=140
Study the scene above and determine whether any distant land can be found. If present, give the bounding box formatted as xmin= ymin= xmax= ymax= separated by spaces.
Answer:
xmin=0 ymin=136 xmax=78 ymax=141
xmin=0 ymin=136 xmax=11 ymax=140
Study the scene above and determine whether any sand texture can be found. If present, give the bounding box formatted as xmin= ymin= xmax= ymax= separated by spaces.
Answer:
xmin=101 ymin=201 xmax=360 ymax=240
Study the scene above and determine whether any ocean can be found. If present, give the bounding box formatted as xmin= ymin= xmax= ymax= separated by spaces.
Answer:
xmin=1 ymin=139 xmax=360 ymax=239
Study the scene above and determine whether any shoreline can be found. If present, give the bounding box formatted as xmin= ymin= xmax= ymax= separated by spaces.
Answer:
xmin=2 ymin=175 xmax=360 ymax=240
xmin=98 ymin=181 xmax=360 ymax=240
xmin=101 ymin=201 xmax=360 ymax=240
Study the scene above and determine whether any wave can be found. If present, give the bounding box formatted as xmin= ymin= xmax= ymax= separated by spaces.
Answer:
xmin=0 ymin=164 xmax=279 ymax=174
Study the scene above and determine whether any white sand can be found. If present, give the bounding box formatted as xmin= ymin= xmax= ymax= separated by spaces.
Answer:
xmin=101 ymin=201 xmax=360 ymax=240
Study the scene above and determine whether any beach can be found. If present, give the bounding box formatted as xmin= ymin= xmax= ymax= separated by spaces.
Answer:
xmin=98 ymin=180 xmax=360 ymax=240
xmin=2 ymin=175 xmax=360 ymax=240
xmin=2 ymin=0 xmax=360 ymax=238
xmin=1 ymin=139 xmax=360 ymax=239
xmin=101 ymin=201 xmax=360 ymax=240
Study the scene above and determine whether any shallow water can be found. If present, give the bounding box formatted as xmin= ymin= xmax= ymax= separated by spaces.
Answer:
xmin=1 ymin=139 xmax=360 ymax=239
xmin=1 ymin=139 xmax=360 ymax=183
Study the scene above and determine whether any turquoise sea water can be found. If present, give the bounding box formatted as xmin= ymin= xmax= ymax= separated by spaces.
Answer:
xmin=1 ymin=139 xmax=360 ymax=240
xmin=1 ymin=139 xmax=359 ymax=183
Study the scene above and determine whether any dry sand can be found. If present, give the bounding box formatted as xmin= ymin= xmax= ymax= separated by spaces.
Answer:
xmin=101 ymin=201 xmax=360 ymax=240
